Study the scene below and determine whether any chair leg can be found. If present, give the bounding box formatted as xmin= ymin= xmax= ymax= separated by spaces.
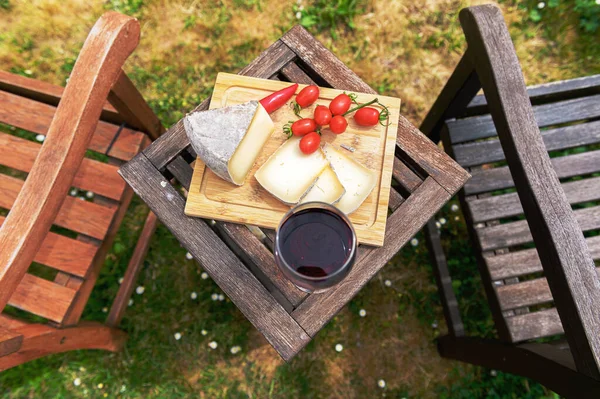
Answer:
xmin=438 ymin=335 xmax=600 ymax=398
xmin=424 ymin=218 xmax=465 ymax=337
xmin=0 ymin=322 xmax=126 ymax=371
xmin=106 ymin=211 xmax=159 ymax=327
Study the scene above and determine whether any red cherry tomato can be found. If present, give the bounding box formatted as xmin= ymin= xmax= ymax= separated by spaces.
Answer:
xmin=354 ymin=107 xmax=380 ymax=126
xmin=314 ymin=105 xmax=332 ymax=126
xmin=329 ymin=115 xmax=348 ymax=134
xmin=295 ymin=85 xmax=319 ymax=108
xmin=299 ymin=132 xmax=321 ymax=154
xmin=291 ymin=118 xmax=317 ymax=136
xmin=329 ymin=93 xmax=352 ymax=115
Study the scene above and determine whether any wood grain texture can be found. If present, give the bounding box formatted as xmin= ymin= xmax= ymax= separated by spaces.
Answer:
xmin=454 ymin=119 xmax=600 ymax=167
xmin=292 ymin=177 xmax=451 ymax=336
xmin=486 ymin=235 xmax=600 ymax=281
xmin=0 ymin=322 xmax=127 ymax=372
xmin=0 ymin=327 xmax=23 ymax=357
xmin=462 ymin=3 xmax=600 ymax=377
xmin=449 ymin=93 xmax=600 ymax=144
xmin=119 ymin=153 xmax=310 ymax=360
xmin=0 ymin=216 xmax=97 ymax=277
xmin=0 ymin=70 xmax=121 ymax=124
xmin=143 ymin=39 xmax=296 ymax=170
xmin=108 ymin=70 xmax=165 ymax=140
xmin=0 ymin=90 xmax=145 ymax=161
xmin=466 ymin=74 xmax=600 ymax=116
xmin=0 ymin=131 xmax=125 ymax=201
xmin=438 ymin=335 xmax=600 ymax=398
xmin=477 ymin=205 xmax=600 ymax=251
xmin=419 ymin=50 xmax=481 ymax=143
xmin=0 ymin=173 xmax=116 ymax=240
xmin=280 ymin=62 xmax=317 ymax=85
xmin=185 ymin=73 xmax=401 ymax=247
xmin=465 ymin=149 xmax=600 ymax=195
xmin=505 ymin=308 xmax=564 ymax=342
xmin=392 ymin=157 xmax=423 ymax=194
xmin=8 ymin=273 xmax=77 ymax=323
xmin=468 ymin=176 xmax=600 ymax=223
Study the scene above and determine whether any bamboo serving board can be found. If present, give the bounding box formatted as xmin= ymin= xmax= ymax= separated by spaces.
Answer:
xmin=185 ymin=73 xmax=401 ymax=246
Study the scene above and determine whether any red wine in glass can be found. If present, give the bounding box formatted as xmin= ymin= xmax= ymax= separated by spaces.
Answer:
xmin=275 ymin=202 xmax=357 ymax=293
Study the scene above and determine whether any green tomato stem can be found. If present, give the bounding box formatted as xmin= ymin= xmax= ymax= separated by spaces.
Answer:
xmin=342 ymin=98 xmax=379 ymax=116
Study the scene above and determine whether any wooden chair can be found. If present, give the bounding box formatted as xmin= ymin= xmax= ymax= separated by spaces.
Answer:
xmin=0 ymin=12 xmax=164 ymax=370
xmin=421 ymin=4 xmax=600 ymax=398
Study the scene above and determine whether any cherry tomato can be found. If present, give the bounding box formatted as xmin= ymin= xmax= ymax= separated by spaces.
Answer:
xmin=329 ymin=115 xmax=348 ymax=134
xmin=295 ymin=85 xmax=319 ymax=108
xmin=329 ymin=93 xmax=352 ymax=115
xmin=291 ymin=118 xmax=317 ymax=136
xmin=299 ymin=132 xmax=321 ymax=154
xmin=314 ymin=105 xmax=332 ymax=126
xmin=354 ymin=107 xmax=380 ymax=126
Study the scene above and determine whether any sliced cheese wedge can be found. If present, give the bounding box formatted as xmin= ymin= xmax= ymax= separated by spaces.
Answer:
xmin=255 ymin=137 xmax=329 ymax=205
xmin=299 ymin=166 xmax=345 ymax=205
xmin=323 ymin=143 xmax=377 ymax=214
xmin=183 ymin=100 xmax=275 ymax=185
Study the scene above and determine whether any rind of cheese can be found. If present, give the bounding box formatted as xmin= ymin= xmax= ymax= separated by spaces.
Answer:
xmin=255 ymin=137 xmax=329 ymax=205
xmin=322 ymin=143 xmax=377 ymax=214
xmin=183 ymin=100 xmax=275 ymax=185
xmin=299 ymin=166 xmax=345 ymax=205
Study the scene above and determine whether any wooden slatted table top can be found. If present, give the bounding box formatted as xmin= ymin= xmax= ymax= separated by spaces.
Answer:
xmin=119 ymin=26 xmax=470 ymax=361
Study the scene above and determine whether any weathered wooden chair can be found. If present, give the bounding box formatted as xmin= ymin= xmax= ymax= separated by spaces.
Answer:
xmin=422 ymin=4 xmax=600 ymax=397
xmin=0 ymin=12 xmax=164 ymax=370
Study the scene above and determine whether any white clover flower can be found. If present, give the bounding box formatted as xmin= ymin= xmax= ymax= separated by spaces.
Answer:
xmin=118 ymin=277 xmax=124 ymax=284
xmin=476 ymin=223 xmax=485 ymax=229
xmin=190 ymin=292 xmax=198 ymax=300
xmin=451 ymin=204 xmax=459 ymax=212
xmin=120 ymin=385 xmax=127 ymax=393
xmin=135 ymin=286 xmax=145 ymax=295
xmin=70 ymin=189 xmax=78 ymax=196
xmin=97 ymin=383 xmax=104 ymax=389
xmin=102 ymin=307 xmax=108 ymax=313
xmin=201 ymin=272 xmax=209 ymax=280
xmin=295 ymin=11 xmax=302 ymax=19
xmin=230 ymin=345 xmax=241 ymax=354
xmin=24 ymin=69 xmax=32 ymax=75
xmin=79 ymin=367 xmax=86 ymax=372
xmin=435 ymin=221 xmax=441 ymax=229
xmin=596 ymin=0 xmax=600 ymax=5
xmin=359 ymin=309 xmax=367 ymax=317
xmin=128 ymin=298 xmax=134 ymax=306
xmin=79 ymin=196 xmax=86 ymax=201
xmin=490 ymin=370 xmax=498 ymax=377
xmin=160 ymin=181 xmax=167 ymax=188
xmin=185 ymin=252 xmax=193 ymax=260
xmin=73 ymin=378 xmax=81 ymax=387
xmin=410 ymin=238 xmax=419 ymax=246
xmin=201 ymin=329 xmax=208 ymax=336
xmin=431 ymin=321 xmax=438 ymax=329
xmin=384 ymin=279 xmax=392 ymax=287
xmin=335 ymin=344 xmax=343 ymax=352
xmin=174 ymin=332 xmax=182 ymax=340
xmin=454 ymin=216 xmax=459 ymax=221
xmin=35 ymin=134 xmax=45 ymax=142
xmin=211 ymin=293 xmax=218 ymax=301
xmin=218 ymin=294 xmax=225 ymax=301
xmin=208 ymin=341 xmax=218 ymax=349
xmin=537 ymin=1 xmax=545 ymax=8
xmin=439 ymin=217 xmax=447 ymax=225
xmin=86 ymin=191 xmax=94 ymax=199
xmin=378 ymin=379 xmax=386 ymax=388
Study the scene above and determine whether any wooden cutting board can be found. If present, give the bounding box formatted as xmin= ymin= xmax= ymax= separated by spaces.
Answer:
xmin=185 ymin=73 xmax=401 ymax=247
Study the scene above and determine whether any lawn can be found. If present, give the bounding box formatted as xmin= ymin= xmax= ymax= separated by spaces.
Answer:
xmin=0 ymin=0 xmax=599 ymax=398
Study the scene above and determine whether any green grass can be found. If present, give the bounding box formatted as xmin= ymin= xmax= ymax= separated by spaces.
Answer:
xmin=1 ymin=0 xmax=599 ymax=397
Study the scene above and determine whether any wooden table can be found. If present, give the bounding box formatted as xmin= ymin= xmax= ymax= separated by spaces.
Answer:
xmin=119 ymin=26 xmax=470 ymax=361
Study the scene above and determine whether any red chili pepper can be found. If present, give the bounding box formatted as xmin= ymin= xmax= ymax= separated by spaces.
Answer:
xmin=259 ymin=83 xmax=298 ymax=114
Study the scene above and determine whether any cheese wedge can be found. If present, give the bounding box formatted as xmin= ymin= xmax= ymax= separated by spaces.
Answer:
xmin=299 ymin=166 xmax=345 ymax=205
xmin=183 ymin=100 xmax=275 ymax=185
xmin=255 ymin=137 xmax=329 ymax=205
xmin=323 ymin=143 xmax=377 ymax=214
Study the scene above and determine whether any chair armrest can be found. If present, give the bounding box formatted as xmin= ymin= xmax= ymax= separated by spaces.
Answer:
xmin=460 ymin=4 xmax=600 ymax=378
xmin=0 ymin=12 xmax=140 ymax=310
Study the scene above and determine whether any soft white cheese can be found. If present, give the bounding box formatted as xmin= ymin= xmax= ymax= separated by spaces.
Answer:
xmin=254 ymin=137 xmax=328 ymax=205
xmin=184 ymin=101 xmax=275 ymax=185
xmin=322 ymin=143 xmax=377 ymax=214
xmin=299 ymin=166 xmax=345 ymax=205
